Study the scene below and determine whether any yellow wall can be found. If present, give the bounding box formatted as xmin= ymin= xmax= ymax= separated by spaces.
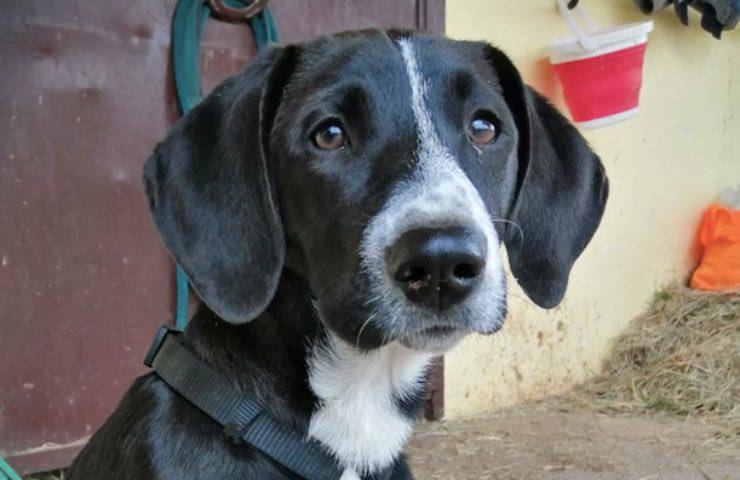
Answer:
xmin=445 ymin=0 xmax=740 ymax=417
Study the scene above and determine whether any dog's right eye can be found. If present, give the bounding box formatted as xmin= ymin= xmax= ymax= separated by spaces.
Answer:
xmin=467 ymin=112 xmax=499 ymax=145
xmin=312 ymin=120 xmax=347 ymax=151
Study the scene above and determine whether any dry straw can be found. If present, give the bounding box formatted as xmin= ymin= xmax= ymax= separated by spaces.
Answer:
xmin=571 ymin=283 xmax=739 ymax=454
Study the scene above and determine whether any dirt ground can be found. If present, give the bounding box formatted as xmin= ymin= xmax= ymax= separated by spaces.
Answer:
xmin=23 ymin=401 xmax=739 ymax=480
xmin=407 ymin=401 xmax=739 ymax=480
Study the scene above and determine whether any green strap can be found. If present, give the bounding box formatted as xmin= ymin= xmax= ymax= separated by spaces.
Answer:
xmin=171 ymin=0 xmax=279 ymax=329
xmin=0 ymin=456 xmax=22 ymax=480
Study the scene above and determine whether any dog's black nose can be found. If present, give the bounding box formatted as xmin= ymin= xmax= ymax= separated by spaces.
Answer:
xmin=386 ymin=227 xmax=487 ymax=311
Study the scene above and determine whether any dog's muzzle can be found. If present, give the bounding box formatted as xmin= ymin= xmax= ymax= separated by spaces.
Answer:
xmin=386 ymin=226 xmax=487 ymax=311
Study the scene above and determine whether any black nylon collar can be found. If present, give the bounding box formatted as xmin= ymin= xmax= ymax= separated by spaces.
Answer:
xmin=143 ymin=326 xmax=395 ymax=480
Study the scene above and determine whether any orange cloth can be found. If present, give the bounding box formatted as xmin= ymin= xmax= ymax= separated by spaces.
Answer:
xmin=690 ymin=204 xmax=740 ymax=291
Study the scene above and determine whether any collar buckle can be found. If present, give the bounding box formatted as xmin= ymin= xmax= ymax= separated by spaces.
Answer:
xmin=143 ymin=325 xmax=177 ymax=368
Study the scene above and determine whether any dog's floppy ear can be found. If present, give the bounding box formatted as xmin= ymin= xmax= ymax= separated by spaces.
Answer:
xmin=485 ymin=45 xmax=609 ymax=309
xmin=143 ymin=47 xmax=297 ymax=323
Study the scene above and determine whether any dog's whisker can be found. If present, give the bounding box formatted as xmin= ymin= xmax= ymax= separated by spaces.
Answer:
xmin=361 ymin=293 xmax=384 ymax=307
xmin=490 ymin=217 xmax=524 ymax=242
xmin=505 ymin=289 xmax=534 ymax=306
xmin=354 ymin=311 xmax=379 ymax=347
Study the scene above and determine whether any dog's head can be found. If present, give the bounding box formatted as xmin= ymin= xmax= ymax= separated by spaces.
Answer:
xmin=144 ymin=31 xmax=608 ymax=353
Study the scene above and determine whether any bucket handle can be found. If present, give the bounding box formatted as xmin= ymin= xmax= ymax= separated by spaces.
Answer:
xmin=556 ymin=0 xmax=602 ymax=50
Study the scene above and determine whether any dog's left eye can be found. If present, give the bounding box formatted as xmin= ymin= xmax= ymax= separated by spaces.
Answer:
xmin=312 ymin=120 xmax=347 ymax=151
xmin=467 ymin=113 xmax=498 ymax=145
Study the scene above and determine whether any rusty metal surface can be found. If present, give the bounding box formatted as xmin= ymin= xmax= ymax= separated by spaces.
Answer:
xmin=0 ymin=0 xmax=444 ymax=473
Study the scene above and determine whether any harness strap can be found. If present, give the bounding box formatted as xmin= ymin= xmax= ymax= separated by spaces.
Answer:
xmin=145 ymin=327 xmax=345 ymax=480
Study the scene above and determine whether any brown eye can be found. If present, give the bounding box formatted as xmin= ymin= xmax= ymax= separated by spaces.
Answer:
xmin=312 ymin=121 xmax=346 ymax=150
xmin=467 ymin=115 xmax=497 ymax=145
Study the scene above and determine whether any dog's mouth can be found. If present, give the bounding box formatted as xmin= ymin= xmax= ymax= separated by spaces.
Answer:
xmin=396 ymin=308 xmax=507 ymax=352
xmin=398 ymin=324 xmax=469 ymax=353
xmin=421 ymin=325 xmax=458 ymax=336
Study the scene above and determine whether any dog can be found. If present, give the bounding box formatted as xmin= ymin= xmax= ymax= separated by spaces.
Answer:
xmin=68 ymin=29 xmax=608 ymax=480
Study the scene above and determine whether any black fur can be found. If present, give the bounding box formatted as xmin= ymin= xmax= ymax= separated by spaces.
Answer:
xmin=142 ymin=48 xmax=294 ymax=324
xmin=69 ymin=30 xmax=607 ymax=479
xmin=481 ymin=45 xmax=609 ymax=308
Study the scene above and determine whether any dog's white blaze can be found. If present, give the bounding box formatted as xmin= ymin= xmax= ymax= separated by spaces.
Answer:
xmin=395 ymin=39 xmax=502 ymax=262
xmin=359 ymin=39 xmax=505 ymax=337
xmin=308 ymin=333 xmax=432 ymax=474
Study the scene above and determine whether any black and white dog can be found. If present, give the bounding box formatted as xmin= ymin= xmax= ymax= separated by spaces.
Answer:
xmin=69 ymin=30 xmax=607 ymax=479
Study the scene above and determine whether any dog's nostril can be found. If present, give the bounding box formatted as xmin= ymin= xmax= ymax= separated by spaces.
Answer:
xmin=398 ymin=266 xmax=429 ymax=284
xmin=452 ymin=262 xmax=480 ymax=280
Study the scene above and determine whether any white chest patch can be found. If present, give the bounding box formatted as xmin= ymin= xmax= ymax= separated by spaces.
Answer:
xmin=307 ymin=333 xmax=432 ymax=475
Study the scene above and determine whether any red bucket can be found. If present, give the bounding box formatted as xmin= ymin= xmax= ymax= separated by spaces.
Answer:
xmin=550 ymin=2 xmax=653 ymax=128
